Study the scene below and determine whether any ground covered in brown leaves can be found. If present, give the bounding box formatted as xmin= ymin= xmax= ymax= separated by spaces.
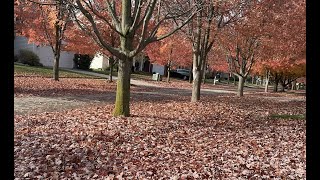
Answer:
xmin=14 ymin=93 xmax=306 ymax=179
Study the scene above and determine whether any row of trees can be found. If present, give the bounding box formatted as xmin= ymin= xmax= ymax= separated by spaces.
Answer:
xmin=15 ymin=0 xmax=305 ymax=117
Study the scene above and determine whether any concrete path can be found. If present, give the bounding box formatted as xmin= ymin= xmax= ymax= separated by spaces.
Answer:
xmin=64 ymin=69 xmax=160 ymax=87
xmin=64 ymin=69 xmax=238 ymax=94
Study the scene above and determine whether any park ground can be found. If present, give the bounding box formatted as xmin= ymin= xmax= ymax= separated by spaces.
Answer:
xmin=14 ymin=65 xmax=306 ymax=179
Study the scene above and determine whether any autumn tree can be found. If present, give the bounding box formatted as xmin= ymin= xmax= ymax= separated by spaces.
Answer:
xmin=250 ymin=0 xmax=306 ymax=92
xmin=175 ymin=0 xmax=249 ymax=101
xmin=64 ymin=23 xmax=119 ymax=82
xmin=65 ymin=0 xmax=197 ymax=116
xmin=216 ymin=0 xmax=275 ymax=97
xmin=15 ymin=0 xmax=72 ymax=81
xmin=146 ymin=30 xmax=192 ymax=82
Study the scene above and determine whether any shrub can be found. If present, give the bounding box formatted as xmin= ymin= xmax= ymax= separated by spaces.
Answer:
xmin=73 ymin=54 xmax=93 ymax=70
xmin=18 ymin=49 xmax=43 ymax=66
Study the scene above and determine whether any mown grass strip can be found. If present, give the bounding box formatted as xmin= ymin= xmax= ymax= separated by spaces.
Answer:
xmin=14 ymin=64 xmax=100 ymax=79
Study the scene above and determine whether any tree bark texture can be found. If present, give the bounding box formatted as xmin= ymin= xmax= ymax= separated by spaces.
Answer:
xmin=237 ymin=75 xmax=245 ymax=97
xmin=191 ymin=69 xmax=201 ymax=102
xmin=113 ymin=58 xmax=131 ymax=117
xmin=53 ymin=54 xmax=60 ymax=81
xmin=264 ymin=70 xmax=270 ymax=93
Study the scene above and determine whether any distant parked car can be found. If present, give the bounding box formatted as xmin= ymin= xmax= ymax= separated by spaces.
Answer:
xmin=170 ymin=69 xmax=191 ymax=80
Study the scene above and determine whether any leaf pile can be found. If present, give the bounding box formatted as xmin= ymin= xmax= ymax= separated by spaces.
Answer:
xmin=14 ymin=94 xmax=306 ymax=179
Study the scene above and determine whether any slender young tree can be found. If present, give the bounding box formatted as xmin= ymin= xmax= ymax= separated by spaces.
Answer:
xmin=178 ymin=0 xmax=248 ymax=102
xmin=15 ymin=0 xmax=72 ymax=81
xmin=64 ymin=24 xmax=119 ymax=82
xmin=146 ymin=30 xmax=192 ymax=82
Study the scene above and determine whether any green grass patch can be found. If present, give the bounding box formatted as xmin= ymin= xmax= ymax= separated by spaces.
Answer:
xmin=131 ymin=71 xmax=153 ymax=81
xmin=92 ymin=69 xmax=118 ymax=77
xmin=269 ymin=114 xmax=305 ymax=120
xmin=14 ymin=64 xmax=99 ymax=79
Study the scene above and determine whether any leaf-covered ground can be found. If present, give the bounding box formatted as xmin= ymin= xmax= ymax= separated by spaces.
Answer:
xmin=14 ymin=92 xmax=306 ymax=179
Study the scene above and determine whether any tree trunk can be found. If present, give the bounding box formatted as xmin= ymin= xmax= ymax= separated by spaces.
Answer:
xmin=273 ymin=79 xmax=279 ymax=92
xmin=191 ymin=9 xmax=202 ymax=102
xmin=113 ymin=58 xmax=131 ymax=117
xmin=237 ymin=76 xmax=245 ymax=97
xmin=233 ymin=75 xmax=236 ymax=86
xmin=251 ymin=76 xmax=254 ymax=84
xmin=292 ymin=80 xmax=297 ymax=90
xmin=189 ymin=66 xmax=193 ymax=83
xmin=264 ymin=71 xmax=270 ymax=93
xmin=202 ymin=58 xmax=207 ymax=84
xmin=279 ymin=82 xmax=285 ymax=92
xmin=53 ymin=54 xmax=60 ymax=81
xmin=113 ymin=0 xmax=133 ymax=117
xmin=167 ymin=66 xmax=170 ymax=83
xmin=191 ymin=69 xmax=201 ymax=102
xmin=108 ymin=57 xmax=115 ymax=82
xmin=109 ymin=61 xmax=113 ymax=82
xmin=227 ymin=74 xmax=230 ymax=84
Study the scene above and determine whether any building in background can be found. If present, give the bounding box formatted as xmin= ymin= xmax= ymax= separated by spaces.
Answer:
xmin=89 ymin=51 xmax=165 ymax=75
xmin=14 ymin=36 xmax=75 ymax=69
xmin=89 ymin=53 xmax=109 ymax=70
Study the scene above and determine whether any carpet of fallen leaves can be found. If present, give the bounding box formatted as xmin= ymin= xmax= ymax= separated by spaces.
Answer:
xmin=14 ymin=94 xmax=306 ymax=179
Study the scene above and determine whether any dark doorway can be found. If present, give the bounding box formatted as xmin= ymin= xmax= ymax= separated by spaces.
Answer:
xmin=143 ymin=59 xmax=150 ymax=72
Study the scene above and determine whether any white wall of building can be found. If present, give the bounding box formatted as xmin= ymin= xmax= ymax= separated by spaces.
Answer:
xmin=152 ymin=64 xmax=165 ymax=75
xmin=14 ymin=36 xmax=75 ymax=69
xmin=90 ymin=53 xmax=109 ymax=70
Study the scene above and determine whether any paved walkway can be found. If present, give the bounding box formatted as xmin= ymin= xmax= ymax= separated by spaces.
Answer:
xmin=64 ymin=69 xmax=238 ymax=94
xmin=64 ymin=69 xmax=160 ymax=87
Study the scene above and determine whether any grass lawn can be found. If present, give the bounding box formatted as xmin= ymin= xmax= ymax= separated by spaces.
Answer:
xmin=91 ymin=69 xmax=118 ymax=77
xmin=14 ymin=64 xmax=99 ymax=79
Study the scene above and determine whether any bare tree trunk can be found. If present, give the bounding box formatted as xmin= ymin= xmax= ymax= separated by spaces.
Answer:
xmin=227 ymin=73 xmax=230 ymax=84
xmin=191 ymin=69 xmax=201 ymax=102
xmin=189 ymin=65 xmax=193 ymax=83
xmin=53 ymin=54 xmax=60 ymax=81
xmin=191 ymin=9 xmax=202 ymax=102
xmin=113 ymin=58 xmax=131 ymax=117
xmin=113 ymin=0 xmax=135 ymax=117
xmin=167 ymin=49 xmax=172 ymax=83
xmin=251 ymin=76 xmax=254 ymax=84
xmin=109 ymin=57 xmax=115 ymax=82
xmin=273 ymin=78 xmax=279 ymax=92
xmin=292 ymin=80 xmax=297 ymax=90
xmin=233 ymin=75 xmax=236 ymax=86
xmin=273 ymin=82 xmax=278 ymax=92
xmin=279 ymin=82 xmax=285 ymax=92
xmin=264 ymin=70 xmax=270 ymax=92
xmin=166 ymin=66 xmax=170 ymax=83
xmin=237 ymin=76 xmax=245 ymax=97
xmin=202 ymin=58 xmax=207 ymax=84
